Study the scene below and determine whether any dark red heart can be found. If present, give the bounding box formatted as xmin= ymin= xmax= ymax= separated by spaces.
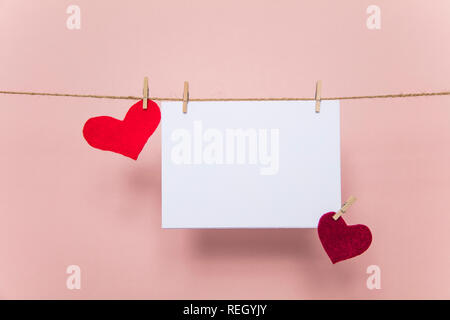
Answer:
xmin=83 ymin=99 xmax=161 ymax=160
xmin=318 ymin=212 xmax=372 ymax=264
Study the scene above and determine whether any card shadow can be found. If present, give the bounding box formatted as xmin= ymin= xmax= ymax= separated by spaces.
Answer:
xmin=191 ymin=228 xmax=317 ymax=259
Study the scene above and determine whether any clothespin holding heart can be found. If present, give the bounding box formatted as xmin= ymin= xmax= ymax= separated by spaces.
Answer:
xmin=333 ymin=196 xmax=357 ymax=220
xmin=143 ymin=77 xmax=149 ymax=110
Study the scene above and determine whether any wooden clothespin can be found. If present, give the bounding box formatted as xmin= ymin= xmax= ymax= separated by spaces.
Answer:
xmin=315 ymin=80 xmax=322 ymax=113
xmin=333 ymin=196 xmax=357 ymax=220
xmin=143 ymin=77 xmax=149 ymax=110
xmin=182 ymin=81 xmax=189 ymax=113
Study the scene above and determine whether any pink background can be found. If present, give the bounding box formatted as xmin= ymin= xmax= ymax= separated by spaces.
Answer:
xmin=0 ymin=0 xmax=449 ymax=299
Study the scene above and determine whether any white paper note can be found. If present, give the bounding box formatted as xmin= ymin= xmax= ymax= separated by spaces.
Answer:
xmin=161 ymin=100 xmax=341 ymax=228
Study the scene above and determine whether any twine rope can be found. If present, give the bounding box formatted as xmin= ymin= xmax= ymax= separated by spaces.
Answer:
xmin=0 ymin=90 xmax=449 ymax=102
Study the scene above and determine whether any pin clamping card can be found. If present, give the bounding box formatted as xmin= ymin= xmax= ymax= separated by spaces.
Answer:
xmin=161 ymin=100 xmax=341 ymax=228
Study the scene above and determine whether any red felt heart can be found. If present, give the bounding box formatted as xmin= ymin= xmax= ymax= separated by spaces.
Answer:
xmin=318 ymin=212 xmax=372 ymax=264
xmin=83 ymin=100 xmax=161 ymax=160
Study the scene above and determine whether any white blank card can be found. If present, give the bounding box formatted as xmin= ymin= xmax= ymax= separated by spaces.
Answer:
xmin=161 ymin=100 xmax=341 ymax=228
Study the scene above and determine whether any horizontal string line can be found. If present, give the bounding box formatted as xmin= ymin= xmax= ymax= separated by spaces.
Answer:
xmin=0 ymin=90 xmax=449 ymax=101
